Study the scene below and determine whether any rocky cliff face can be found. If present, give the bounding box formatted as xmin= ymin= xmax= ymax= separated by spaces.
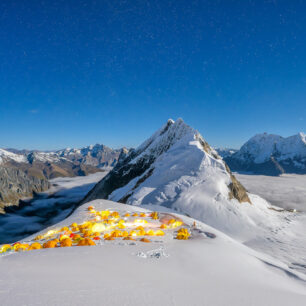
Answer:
xmin=0 ymin=166 xmax=50 ymax=213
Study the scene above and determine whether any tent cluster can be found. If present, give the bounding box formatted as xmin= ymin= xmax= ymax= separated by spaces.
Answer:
xmin=0 ymin=205 xmax=191 ymax=254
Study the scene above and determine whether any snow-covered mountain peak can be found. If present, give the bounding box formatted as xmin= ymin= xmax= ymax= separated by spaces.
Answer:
xmin=296 ymin=132 xmax=306 ymax=145
xmin=134 ymin=118 xmax=198 ymax=162
xmin=83 ymin=119 xmax=254 ymax=238
xmin=27 ymin=151 xmax=66 ymax=164
xmin=233 ymin=132 xmax=306 ymax=164
xmin=276 ymin=132 xmax=306 ymax=160
xmin=299 ymin=132 xmax=305 ymax=141
xmin=225 ymin=131 xmax=306 ymax=175
xmin=237 ymin=133 xmax=284 ymax=163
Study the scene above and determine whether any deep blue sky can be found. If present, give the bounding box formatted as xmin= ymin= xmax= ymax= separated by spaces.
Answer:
xmin=0 ymin=0 xmax=305 ymax=150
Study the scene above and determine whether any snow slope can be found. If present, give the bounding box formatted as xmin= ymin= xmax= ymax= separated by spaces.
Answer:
xmin=0 ymin=200 xmax=305 ymax=306
xmin=0 ymin=148 xmax=28 ymax=164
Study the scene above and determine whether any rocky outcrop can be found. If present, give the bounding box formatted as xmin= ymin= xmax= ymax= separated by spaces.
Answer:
xmin=225 ymin=165 xmax=251 ymax=204
xmin=0 ymin=166 xmax=50 ymax=213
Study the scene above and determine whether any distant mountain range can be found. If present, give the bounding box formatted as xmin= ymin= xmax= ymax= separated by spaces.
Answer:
xmin=214 ymin=148 xmax=238 ymax=159
xmin=2 ymin=129 xmax=305 ymax=211
xmin=223 ymin=132 xmax=306 ymax=175
xmin=4 ymin=144 xmax=124 ymax=169
xmin=0 ymin=144 xmax=127 ymax=211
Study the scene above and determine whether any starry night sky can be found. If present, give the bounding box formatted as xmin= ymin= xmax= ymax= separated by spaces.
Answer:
xmin=0 ymin=0 xmax=305 ymax=150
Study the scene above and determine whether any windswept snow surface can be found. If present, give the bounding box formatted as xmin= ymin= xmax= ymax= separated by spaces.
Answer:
xmin=0 ymin=200 xmax=305 ymax=306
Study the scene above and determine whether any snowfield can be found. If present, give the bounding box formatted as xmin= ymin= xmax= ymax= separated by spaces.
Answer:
xmin=0 ymin=199 xmax=306 ymax=306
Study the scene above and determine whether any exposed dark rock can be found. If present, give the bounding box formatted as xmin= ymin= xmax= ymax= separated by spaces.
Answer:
xmin=225 ymin=164 xmax=251 ymax=204
xmin=228 ymin=174 xmax=251 ymax=204
xmin=197 ymin=135 xmax=220 ymax=160
xmin=0 ymin=166 xmax=50 ymax=213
